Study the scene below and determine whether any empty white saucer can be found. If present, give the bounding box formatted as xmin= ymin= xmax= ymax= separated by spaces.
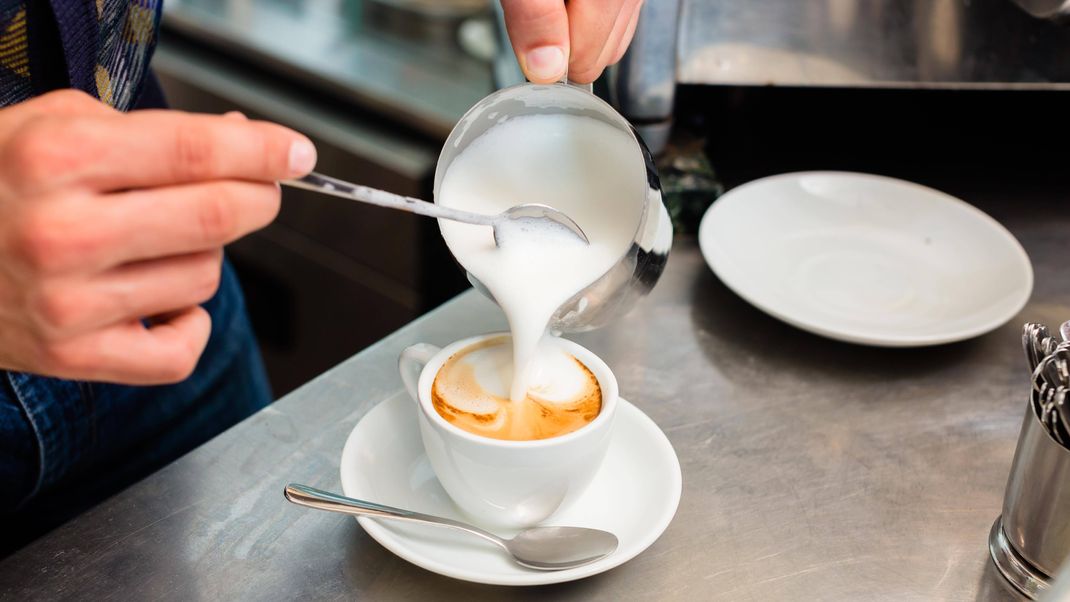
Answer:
xmin=339 ymin=393 xmax=682 ymax=586
xmin=698 ymin=172 xmax=1034 ymax=346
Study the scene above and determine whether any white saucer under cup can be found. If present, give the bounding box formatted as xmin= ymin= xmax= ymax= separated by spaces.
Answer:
xmin=339 ymin=393 xmax=682 ymax=586
xmin=698 ymin=172 xmax=1033 ymax=347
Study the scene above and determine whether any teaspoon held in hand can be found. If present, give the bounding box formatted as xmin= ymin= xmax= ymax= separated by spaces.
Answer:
xmin=282 ymin=172 xmax=589 ymax=248
xmin=284 ymin=483 xmax=618 ymax=571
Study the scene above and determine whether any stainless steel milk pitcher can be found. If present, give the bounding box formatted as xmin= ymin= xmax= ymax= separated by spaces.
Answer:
xmin=433 ymin=83 xmax=672 ymax=333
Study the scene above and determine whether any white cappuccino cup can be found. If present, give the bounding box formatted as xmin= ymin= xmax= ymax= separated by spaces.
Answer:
xmin=399 ymin=333 xmax=618 ymax=529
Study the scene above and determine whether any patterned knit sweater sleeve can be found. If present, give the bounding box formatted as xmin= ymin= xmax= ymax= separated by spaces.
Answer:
xmin=0 ymin=0 xmax=161 ymax=111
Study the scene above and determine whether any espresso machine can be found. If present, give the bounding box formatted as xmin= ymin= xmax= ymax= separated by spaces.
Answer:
xmin=608 ymin=0 xmax=1070 ymax=154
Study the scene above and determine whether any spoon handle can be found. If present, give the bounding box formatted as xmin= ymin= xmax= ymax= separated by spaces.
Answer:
xmin=283 ymin=484 xmax=507 ymax=549
xmin=283 ymin=172 xmax=496 ymax=227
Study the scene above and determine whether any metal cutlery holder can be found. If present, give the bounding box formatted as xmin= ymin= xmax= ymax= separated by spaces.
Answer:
xmin=990 ymin=402 xmax=1070 ymax=599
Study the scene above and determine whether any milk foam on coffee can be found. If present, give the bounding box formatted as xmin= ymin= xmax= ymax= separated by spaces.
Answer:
xmin=432 ymin=336 xmax=601 ymax=441
xmin=438 ymin=113 xmax=645 ymax=401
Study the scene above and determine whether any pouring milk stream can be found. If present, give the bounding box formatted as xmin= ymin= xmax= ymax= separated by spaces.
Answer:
xmin=438 ymin=113 xmax=646 ymax=401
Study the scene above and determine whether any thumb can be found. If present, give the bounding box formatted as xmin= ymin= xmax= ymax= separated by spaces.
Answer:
xmin=500 ymin=0 xmax=570 ymax=83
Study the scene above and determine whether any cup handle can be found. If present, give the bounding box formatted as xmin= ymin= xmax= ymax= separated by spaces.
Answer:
xmin=399 ymin=344 xmax=441 ymax=403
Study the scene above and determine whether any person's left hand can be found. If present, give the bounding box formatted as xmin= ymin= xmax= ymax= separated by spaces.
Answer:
xmin=500 ymin=0 xmax=643 ymax=85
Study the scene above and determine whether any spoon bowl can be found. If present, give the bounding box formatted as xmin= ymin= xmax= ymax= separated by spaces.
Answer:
xmin=493 ymin=203 xmax=590 ymax=248
xmin=505 ymin=526 xmax=620 ymax=570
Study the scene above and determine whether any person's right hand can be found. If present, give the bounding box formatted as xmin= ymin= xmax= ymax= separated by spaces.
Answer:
xmin=0 ymin=90 xmax=317 ymax=385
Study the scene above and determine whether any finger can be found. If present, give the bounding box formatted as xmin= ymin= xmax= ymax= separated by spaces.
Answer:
xmin=0 ymin=90 xmax=115 ymax=163
xmin=566 ymin=0 xmax=630 ymax=83
xmin=105 ymin=180 xmax=280 ymax=265
xmin=32 ymin=250 xmax=224 ymax=338
xmin=590 ymin=1 xmax=639 ymax=72
xmin=609 ymin=1 xmax=643 ymax=65
xmin=0 ymin=90 xmax=114 ymax=140
xmin=45 ymin=306 xmax=211 ymax=385
xmin=501 ymin=0 xmax=570 ymax=83
xmin=14 ymin=89 xmax=115 ymax=121
xmin=107 ymin=250 xmax=225 ymax=321
xmin=17 ymin=181 xmax=279 ymax=274
xmin=14 ymin=110 xmax=316 ymax=195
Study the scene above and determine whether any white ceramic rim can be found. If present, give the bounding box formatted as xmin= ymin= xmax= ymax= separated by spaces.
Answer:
xmin=698 ymin=171 xmax=1035 ymax=347
xmin=413 ymin=332 xmax=619 ymax=449
xmin=340 ymin=396 xmax=683 ymax=586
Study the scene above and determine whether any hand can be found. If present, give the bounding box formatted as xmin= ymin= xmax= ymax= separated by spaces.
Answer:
xmin=0 ymin=90 xmax=317 ymax=384
xmin=500 ymin=0 xmax=643 ymax=84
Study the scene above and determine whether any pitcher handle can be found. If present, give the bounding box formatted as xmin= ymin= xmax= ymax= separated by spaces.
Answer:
xmin=399 ymin=344 xmax=441 ymax=404
xmin=558 ymin=66 xmax=594 ymax=94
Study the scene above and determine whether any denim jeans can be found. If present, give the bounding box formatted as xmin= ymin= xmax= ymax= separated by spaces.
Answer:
xmin=0 ymin=258 xmax=272 ymax=554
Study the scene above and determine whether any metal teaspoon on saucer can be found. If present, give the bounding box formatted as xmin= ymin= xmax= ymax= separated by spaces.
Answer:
xmin=284 ymin=484 xmax=618 ymax=571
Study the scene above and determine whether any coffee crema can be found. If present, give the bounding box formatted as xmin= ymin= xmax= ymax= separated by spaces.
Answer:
xmin=431 ymin=337 xmax=601 ymax=441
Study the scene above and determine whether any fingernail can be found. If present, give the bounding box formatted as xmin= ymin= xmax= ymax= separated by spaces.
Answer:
xmin=223 ymin=111 xmax=247 ymax=120
xmin=288 ymin=138 xmax=317 ymax=175
xmin=525 ymin=46 xmax=566 ymax=82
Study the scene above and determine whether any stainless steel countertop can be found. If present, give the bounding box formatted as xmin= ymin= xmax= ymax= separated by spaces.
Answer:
xmin=2 ymin=187 xmax=1066 ymax=600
